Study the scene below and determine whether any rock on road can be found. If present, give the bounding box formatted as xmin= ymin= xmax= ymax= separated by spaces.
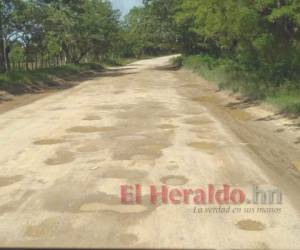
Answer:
xmin=0 ymin=56 xmax=300 ymax=249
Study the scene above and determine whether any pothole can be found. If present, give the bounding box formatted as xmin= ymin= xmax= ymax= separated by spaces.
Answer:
xmin=116 ymin=135 xmax=147 ymax=141
xmin=160 ymin=175 xmax=188 ymax=186
xmin=94 ymin=105 xmax=116 ymax=110
xmin=236 ymin=219 xmax=266 ymax=231
xmin=167 ymin=165 xmax=179 ymax=171
xmin=82 ymin=115 xmax=102 ymax=121
xmin=43 ymin=188 xmax=158 ymax=215
xmin=158 ymin=124 xmax=177 ymax=129
xmin=49 ymin=107 xmax=66 ymax=111
xmin=0 ymin=175 xmax=23 ymax=187
xmin=114 ymin=90 xmax=125 ymax=95
xmin=188 ymin=142 xmax=217 ymax=154
xmin=34 ymin=138 xmax=66 ymax=145
xmin=66 ymin=126 xmax=114 ymax=133
xmin=45 ymin=150 xmax=75 ymax=165
xmin=77 ymin=144 xmax=99 ymax=153
xmin=185 ymin=117 xmax=212 ymax=125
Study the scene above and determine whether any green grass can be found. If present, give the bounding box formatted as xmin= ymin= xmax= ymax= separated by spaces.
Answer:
xmin=180 ymin=55 xmax=300 ymax=115
xmin=0 ymin=63 xmax=103 ymax=93
xmin=266 ymin=90 xmax=300 ymax=115
xmin=117 ymin=57 xmax=139 ymax=65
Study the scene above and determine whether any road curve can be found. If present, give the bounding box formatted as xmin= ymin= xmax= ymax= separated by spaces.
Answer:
xmin=0 ymin=56 xmax=299 ymax=249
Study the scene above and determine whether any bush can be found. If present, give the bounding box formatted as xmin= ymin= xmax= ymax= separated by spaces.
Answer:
xmin=182 ymin=54 xmax=300 ymax=115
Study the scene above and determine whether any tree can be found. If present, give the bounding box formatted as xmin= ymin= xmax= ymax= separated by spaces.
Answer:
xmin=0 ymin=0 xmax=124 ymax=72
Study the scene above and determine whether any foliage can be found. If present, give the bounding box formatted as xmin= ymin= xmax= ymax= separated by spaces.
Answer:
xmin=125 ymin=0 xmax=300 ymax=82
xmin=0 ymin=0 xmax=122 ymax=72
xmin=124 ymin=0 xmax=300 ymax=114
xmin=182 ymin=54 xmax=300 ymax=114
xmin=124 ymin=0 xmax=181 ymax=57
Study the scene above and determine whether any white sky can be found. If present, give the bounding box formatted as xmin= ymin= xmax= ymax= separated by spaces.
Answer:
xmin=110 ymin=0 xmax=143 ymax=15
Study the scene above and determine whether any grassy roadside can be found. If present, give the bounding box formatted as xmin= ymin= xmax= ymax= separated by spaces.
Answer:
xmin=175 ymin=55 xmax=300 ymax=116
xmin=0 ymin=64 xmax=104 ymax=95
xmin=0 ymin=57 xmax=141 ymax=96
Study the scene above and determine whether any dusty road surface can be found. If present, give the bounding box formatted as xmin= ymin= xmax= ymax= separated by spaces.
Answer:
xmin=0 ymin=55 xmax=300 ymax=249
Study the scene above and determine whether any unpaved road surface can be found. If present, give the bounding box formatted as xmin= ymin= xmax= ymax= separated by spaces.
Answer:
xmin=0 ymin=56 xmax=300 ymax=249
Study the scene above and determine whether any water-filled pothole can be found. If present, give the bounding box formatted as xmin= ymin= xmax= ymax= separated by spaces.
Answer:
xmin=236 ymin=219 xmax=266 ymax=231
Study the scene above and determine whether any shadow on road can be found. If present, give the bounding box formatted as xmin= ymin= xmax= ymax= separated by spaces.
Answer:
xmin=100 ymin=71 xmax=137 ymax=78
xmin=225 ymin=98 xmax=260 ymax=110
xmin=153 ymin=65 xmax=181 ymax=71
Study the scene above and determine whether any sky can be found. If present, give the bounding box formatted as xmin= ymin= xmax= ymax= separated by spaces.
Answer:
xmin=110 ymin=0 xmax=143 ymax=16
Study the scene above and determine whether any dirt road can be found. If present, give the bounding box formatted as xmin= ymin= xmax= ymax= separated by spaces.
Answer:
xmin=0 ymin=56 xmax=300 ymax=249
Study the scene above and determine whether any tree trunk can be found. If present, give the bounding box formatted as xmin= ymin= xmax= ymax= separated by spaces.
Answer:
xmin=0 ymin=2 xmax=6 ymax=73
xmin=5 ymin=44 xmax=10 ymax=71
xmin=25 ymin=57 xmax=29 ymax=71
xmin=0 ymin=31 xmax=6 ymax=73
xmin=0 ymin=42 xmax=6 ymax=72
xmin=41 ymin=55 xmax=44 ymax=68
xmin=62 ymin=44 xmax=72 ymax=64
xmin=35 ymin=55 xmax=38 ymax=70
